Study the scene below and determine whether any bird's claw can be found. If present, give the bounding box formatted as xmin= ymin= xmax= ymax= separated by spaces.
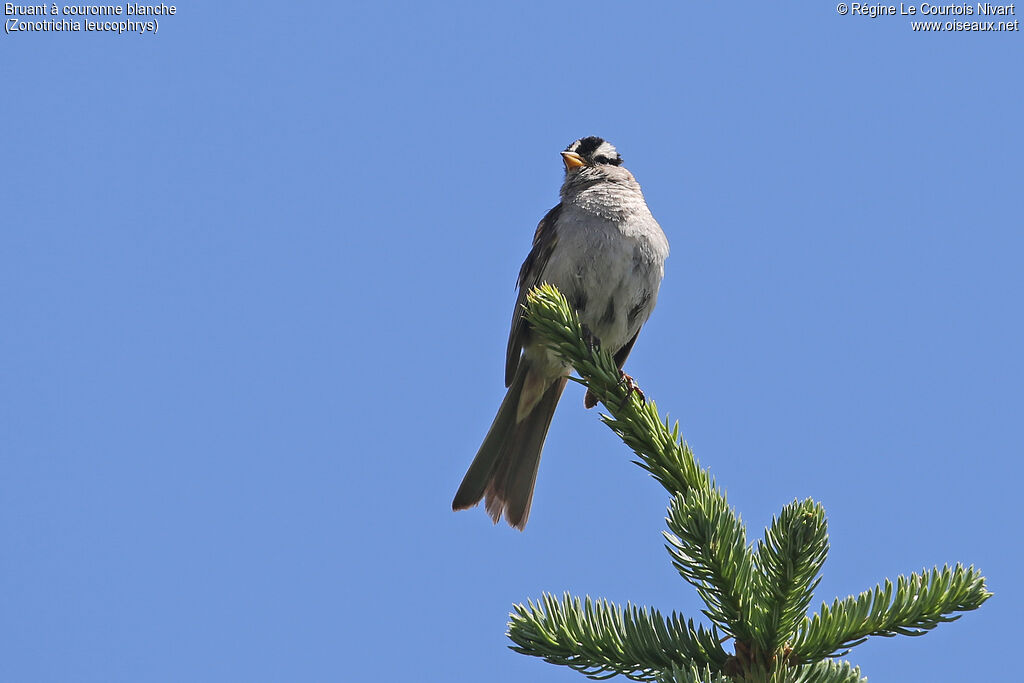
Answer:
xmin=618 ymin=372 xmax=645 ymax=406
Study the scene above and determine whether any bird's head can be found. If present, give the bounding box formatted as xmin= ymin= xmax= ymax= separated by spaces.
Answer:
xmin=559 ymin=137 xmax=635 ymax=197
xmin=560 ymin=137 xmax=624 ymax=173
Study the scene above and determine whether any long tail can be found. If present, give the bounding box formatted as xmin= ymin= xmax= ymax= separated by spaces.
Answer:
xmin=452 ymin=361 xmax=567 ymax=530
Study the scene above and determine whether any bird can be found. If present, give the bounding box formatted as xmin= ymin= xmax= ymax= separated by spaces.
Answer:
xmin=452 ymin=136 xmax=670 ymax=530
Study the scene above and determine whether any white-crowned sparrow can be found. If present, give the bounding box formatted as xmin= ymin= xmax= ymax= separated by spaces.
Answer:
xmin=452 ymin=137 xmax=670 ymax=529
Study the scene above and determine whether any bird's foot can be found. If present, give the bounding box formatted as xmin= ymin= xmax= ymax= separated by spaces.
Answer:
xmin=618 ymin=372 xmax=645 ymax=406
xmin=580 ymin=324 xmax=601 ymax=352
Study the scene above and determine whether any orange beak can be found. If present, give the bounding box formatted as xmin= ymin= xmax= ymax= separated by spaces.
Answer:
xmin=560 ymin=151 xmax=587 ymax=170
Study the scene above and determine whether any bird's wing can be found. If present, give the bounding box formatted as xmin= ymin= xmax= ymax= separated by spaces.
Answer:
xmin=505 ymin=203 xmax=561 ymax=387
xmin=612 ymin=328 xmax=641 ymax=370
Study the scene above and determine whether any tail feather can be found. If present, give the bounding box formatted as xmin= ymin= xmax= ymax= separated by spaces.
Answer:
xmin=452 ymin=366 xmax=528 ymax=512
xmin=453 ymin=363 xmax=566 ymax=530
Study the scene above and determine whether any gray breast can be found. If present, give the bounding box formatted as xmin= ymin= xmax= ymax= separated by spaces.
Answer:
xmin=544 ymin=201 xmax=666 ymax=353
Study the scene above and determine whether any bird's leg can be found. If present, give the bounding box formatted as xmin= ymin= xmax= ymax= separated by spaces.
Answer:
xmin=580 ymin=324 xmax=601 ymax=352
xmin=581 ymin=325 xmax=603 ymax=409
xmin=618 ymin=372 xmax=646 ymax=406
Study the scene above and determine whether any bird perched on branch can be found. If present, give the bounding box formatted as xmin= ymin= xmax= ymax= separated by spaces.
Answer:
xmin=452 ymin=137 xmax=669 ymax=529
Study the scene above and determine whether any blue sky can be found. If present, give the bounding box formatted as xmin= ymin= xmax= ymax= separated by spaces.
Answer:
xmin=3 ymin=2 xmax=1021 ymax=681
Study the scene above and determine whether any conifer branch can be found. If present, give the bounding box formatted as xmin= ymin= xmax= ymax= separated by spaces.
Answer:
xmin=658 ymin=663 xmax=733 ymax=683
xmin=786 ymin=660 xmax=866 ymax=683
xmin=509 ymin=284 xmax=991 ymax=682
xmin=790 ymin=563 xmax=991 ymax=663
xmin=523 ymin=284 xmax=710 ymax=498
xmin=507 ymin=593 xmax=730 ymax=681
xmin=750 ymin=499 xmax=829 ymax=653
xmin=657 ymin=656 xmax=866 ymax=682
xmin=664 ymin=487 xmax=755 ymax=641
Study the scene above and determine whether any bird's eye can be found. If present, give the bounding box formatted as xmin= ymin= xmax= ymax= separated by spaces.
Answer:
xmin=594 ymin=155 xmax=609 ymax=164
